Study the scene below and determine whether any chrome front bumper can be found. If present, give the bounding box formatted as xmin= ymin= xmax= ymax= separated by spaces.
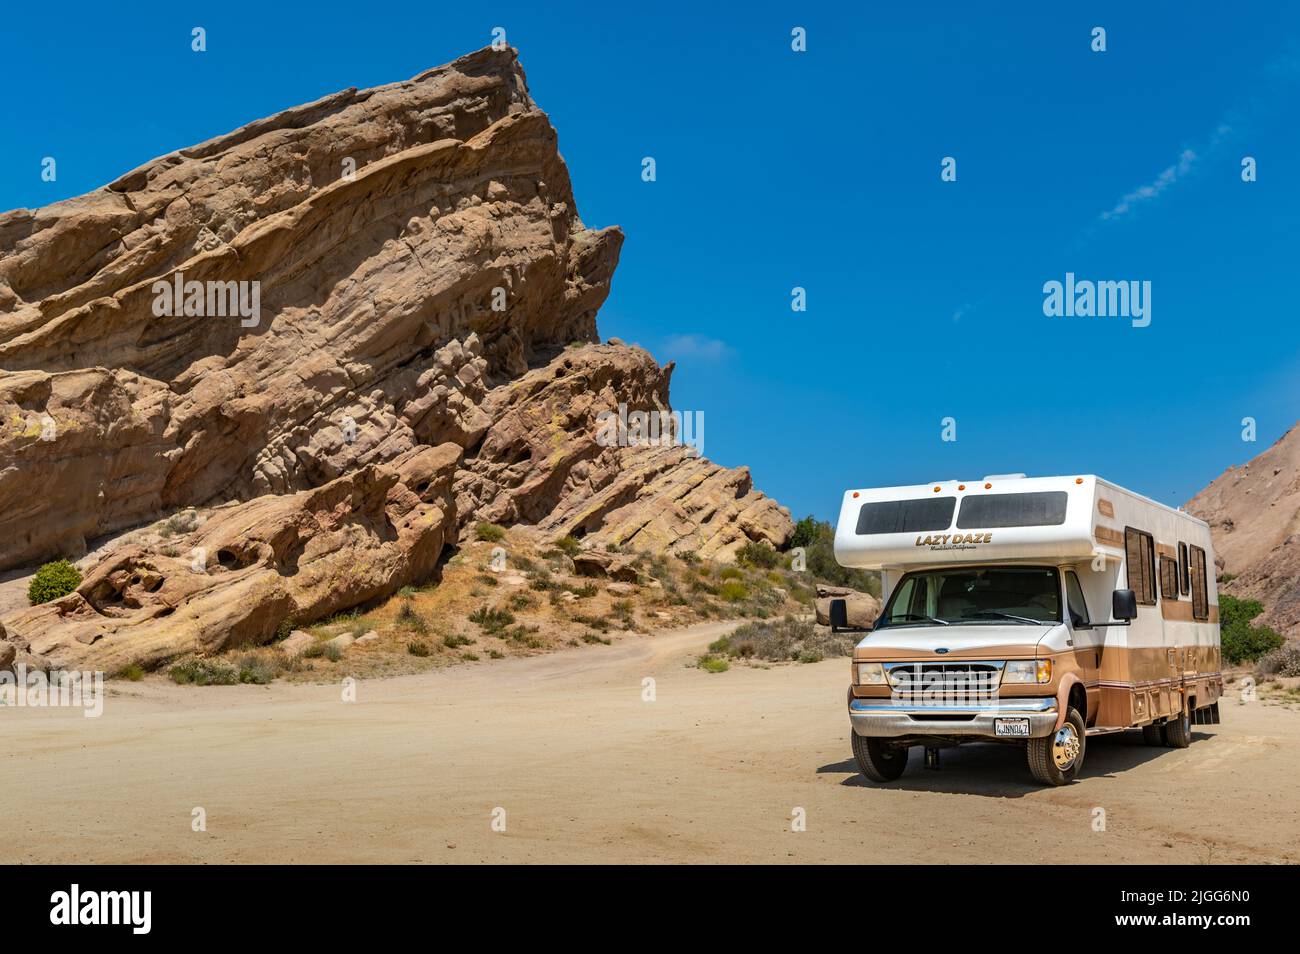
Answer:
xmin=849 ymin=697 xmax=1058 ymax=738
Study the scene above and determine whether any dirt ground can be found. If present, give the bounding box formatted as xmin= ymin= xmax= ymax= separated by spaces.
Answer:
xmin=4 ymin=621 xmax=1297 ymax=864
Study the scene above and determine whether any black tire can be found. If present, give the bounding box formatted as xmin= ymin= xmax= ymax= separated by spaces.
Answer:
xmin=1141 ymin=723 xmax=1166 ymax=746
xmin=1027 ymin=706 xmax=1086 ymax=786
xmin=1164 ymin=705 xmax=1192 ymax=748
xmin=851 ymin=733 xmax=908 ymax=782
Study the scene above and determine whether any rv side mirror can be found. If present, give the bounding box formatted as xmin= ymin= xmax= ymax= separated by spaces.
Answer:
xmin=829 ymin=598 xmax=849 ymax=633
xmin=1112 ymin=588 xmax=1138 ymax=622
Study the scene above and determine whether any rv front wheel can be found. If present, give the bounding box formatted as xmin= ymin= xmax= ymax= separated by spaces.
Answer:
xmin=1164 ymin=706 xmax=1192 ymax=749
xmin=851 ymin=733 xmax=908 ymax=782
xmin=1027 ymin=707 xmax=1086 ymax=786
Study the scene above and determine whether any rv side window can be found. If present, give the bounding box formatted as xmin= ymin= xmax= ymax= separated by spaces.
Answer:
xmin=1159 ymin=555 xmax=1179 ymax=601
xmin=1124 ymin=527 xmax=1157 ymax=606
xmin=955 ymin=491 xmax=1069 ymax=529
xmin=855 ymin=497 xmax=955 ymax=535
xmin=1065 ymin=570 xmax=1090 ymax=626
xmin=1178 ymin=542 xmax=1190 ymax=595
xmin=1189 ymin=545 xmax=1209 ymax=621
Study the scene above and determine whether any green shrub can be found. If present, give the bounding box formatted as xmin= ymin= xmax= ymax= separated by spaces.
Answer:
xmin=475 ymin=522 xmax=506 ymax=542
xmin=304 ymin=641 xmax=342 ymax=662
xmin=719 ymin=566 xmax=743 ymax=580
xmin=118 ymin=664 xmax=145 ymax=682
xmin=27 ymin=559 xmax=82 ymax=605
xmin=789 ymin=516 xmax=817 ymax=550
xmin=697 ymin=655 xmax=730 ymax=673
xmin=715 ymin=616 xmax=854 ymax=662
xmin=468 ymin=605 xmax=515 ymax=635
xmin=718 ymin=580 xmax=747 ymax=602
xmin=407 ymin=641 xmax=431 ymax=657
xmin=737 ymin=541 xmax=780 ymax=569
xmin=554 ymin=536 xmax=581 ymax=556
xmin=169 ymin=658 xmax=239 ymax=686
xmin=236 ymin=654 xmax=279 ymax=685
xmin=443 ymin=633 xmax=475 ymax=648
xmin=1220 ymin=595 xmax=1284 ymax=664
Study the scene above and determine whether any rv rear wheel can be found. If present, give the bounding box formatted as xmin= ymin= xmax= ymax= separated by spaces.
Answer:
xmin=1141 ymin=723 xmax=1165 ymax=746
xmin=851 ymin=733 xmax=908 ymax=782
xmin=1164 ymin=706 xmax=1192 ymax=748
xmin=1027 ymin=707 xmax=1086 ymax=786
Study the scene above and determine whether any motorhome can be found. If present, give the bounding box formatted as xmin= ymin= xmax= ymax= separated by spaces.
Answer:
xmin=834 ymin=474 xmax=1222 ymax=786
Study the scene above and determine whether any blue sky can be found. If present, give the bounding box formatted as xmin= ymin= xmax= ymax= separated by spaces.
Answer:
xmin=4 ymin=2 xmax=1298 ymax=522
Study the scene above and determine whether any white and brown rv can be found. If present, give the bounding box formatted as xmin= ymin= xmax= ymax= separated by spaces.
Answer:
xmin=834 ymin=474 xmax=1223 ymax=786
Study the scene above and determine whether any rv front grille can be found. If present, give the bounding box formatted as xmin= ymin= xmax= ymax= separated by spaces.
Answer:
xmin=884 ymin=661 xmax=1005 ymax=706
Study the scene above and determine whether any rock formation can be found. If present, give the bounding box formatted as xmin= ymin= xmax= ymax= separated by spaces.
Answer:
xmin=1187 ymin=422 xmax=1300 ymax=639
xmin=0 ymin=47 xmax=792 ymax=670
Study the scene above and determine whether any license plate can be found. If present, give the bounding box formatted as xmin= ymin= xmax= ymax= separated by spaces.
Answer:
xmin=995 ymin=718 xmax=1030 ymax=737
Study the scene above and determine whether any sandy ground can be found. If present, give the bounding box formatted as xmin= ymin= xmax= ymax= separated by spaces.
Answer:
xmin=4 ymin=621 xmax=1298 ymax=864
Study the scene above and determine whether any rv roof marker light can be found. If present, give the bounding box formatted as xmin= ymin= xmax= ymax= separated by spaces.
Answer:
xmin=1075 ymin=477 xmax=1084 ymax=484
xmin=984 ymin=482 xmax=992 ymax=489
xmin=852 ymin=492 xmax=859 ymax=498
xmin=933 ymin=486 xmax=941 ymax=492
xmin=958 ymin=484 xmax=966 ymax=490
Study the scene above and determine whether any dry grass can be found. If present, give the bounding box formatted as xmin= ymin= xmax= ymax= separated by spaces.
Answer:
xmin=198 ymin=527 xmax=824 ymax=684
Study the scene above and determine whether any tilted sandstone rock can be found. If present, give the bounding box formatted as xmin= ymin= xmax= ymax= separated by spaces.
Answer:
xmin=1 ymin=444 xmax=460 ymax=672
xmin=1186 ymin=422 xmax=1300 ymax=638
xmin=455 ymin=343 xmax=792 ymax=560
xmin=0 ymin=46 xmax=620 ymax=570
xmin=0 ymin=47 xmax=792 ymax=670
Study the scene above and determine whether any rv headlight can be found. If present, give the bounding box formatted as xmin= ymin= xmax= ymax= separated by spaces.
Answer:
xmin=1003 ymin=659 xmax=1052 ymax=684
xmin=855 ymin=663 xmax=886 ymax=685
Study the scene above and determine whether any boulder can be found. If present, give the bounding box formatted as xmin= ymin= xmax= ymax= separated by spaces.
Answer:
xmin=814 ymin=585 xmax=881 ymax=630
xmin=279 ymin=630 xmax=315 ymax=657
xmin=606 ymin=582 xmax=637 ymax=596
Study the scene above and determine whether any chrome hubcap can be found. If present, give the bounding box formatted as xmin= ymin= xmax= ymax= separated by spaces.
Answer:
xmin=1052 ymin=724 xmax=1081 ymax=770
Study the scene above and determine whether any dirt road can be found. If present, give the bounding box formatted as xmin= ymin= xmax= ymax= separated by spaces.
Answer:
xmin=5 ymin=621 xmax=1297 ymax=864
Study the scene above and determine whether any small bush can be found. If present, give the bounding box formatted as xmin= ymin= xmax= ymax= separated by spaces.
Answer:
xmin=475 ymin=522 xmax=506 ymax=542
xmin=169 ymin=658 xmax=239 ymax=686
xmin=407 ymin=641 xmax=431 ymax=657
xmin=737 ymin=541 xmax=780 ymax=570
xmin=476 ymin=572 xmax=500 ymax=587
xmin=719 ymin=566 xmax=743 ymax=580
xmin=572 ymin=582 xmax=598 ymax=599
xmin=1220 ymin=595 xmax=1284 ymax=664
xmin=718 ymin=580 xmax=747 ymax=602
xmin=697 ymin=655 xmax=730 ymax=674
xmin=236 ymin=654 xmax=281 ymax=685
xmin=1257 ymin=645 xmax=1300 ymax=678
xmin=304 ymin=641 xmax=342 ymax=662
xmin=716 ymin=617 xmax=854 ymax=662
xmin=118 ymin=664 xmax=145 ymax=682
xmin=27 ymin=559 xmax=82 ymax=605
xmin=554 ymin=536 xmax=581 ymax=556
xmin=397 ymin=601 xmax=429 ymax=634
xmin=443 ymin=633 xmax=475 ymax=648
xmin=468 ymin=605 xmax=515 ymax=635
xmin=489 ymin=649 xmax=505 ymax=659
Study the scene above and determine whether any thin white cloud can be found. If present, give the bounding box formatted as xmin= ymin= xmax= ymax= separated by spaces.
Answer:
xmin=661 ymin=334 xmax=731 ymax=360
xmin=1100 ymin=148 xmax=1197 ymax=221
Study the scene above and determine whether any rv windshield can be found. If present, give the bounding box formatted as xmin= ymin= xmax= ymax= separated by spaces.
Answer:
xmin=877 ymin=566 xmax=1061 ymax=628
